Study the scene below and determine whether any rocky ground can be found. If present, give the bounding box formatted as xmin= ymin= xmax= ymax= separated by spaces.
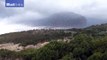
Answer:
xmin=0 ymin=42 xmax=49 ymax=51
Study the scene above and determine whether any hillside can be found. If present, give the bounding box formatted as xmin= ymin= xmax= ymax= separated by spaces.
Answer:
xmin=0 ymin=23 xmax=107 ymax=60
xmin=0 ymin=29 xmax=73 ymax=46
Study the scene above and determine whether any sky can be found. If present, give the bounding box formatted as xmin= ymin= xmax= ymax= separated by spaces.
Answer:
xmin=0 ymin=0 xmax=107 ymax=34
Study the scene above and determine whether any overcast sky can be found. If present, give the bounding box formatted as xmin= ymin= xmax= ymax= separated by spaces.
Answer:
xmin=0 ymin=0 xmax=107 ymax=34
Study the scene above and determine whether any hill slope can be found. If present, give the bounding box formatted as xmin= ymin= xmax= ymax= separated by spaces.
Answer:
xmin=0 ymin=29 xmax=72 ymax=46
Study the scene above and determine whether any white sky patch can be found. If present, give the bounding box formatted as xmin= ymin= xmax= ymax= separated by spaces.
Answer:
xmin=0 ymin=19 xmax=46 ymax=34
xmin=0 ymin=21 xmax=16 ymax=34
xmin=0 ymin=21 xmax=39 ymax=34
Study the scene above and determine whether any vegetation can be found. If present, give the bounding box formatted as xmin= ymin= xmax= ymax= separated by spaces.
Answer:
xmin=0 ymin=29 xmax=72 ymax=46
xmin=0 ymin=23 xmax=107 ymax=60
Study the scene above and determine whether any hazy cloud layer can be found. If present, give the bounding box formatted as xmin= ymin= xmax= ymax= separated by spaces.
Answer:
xmin=0 ymin=0 xmax=107 ymax=34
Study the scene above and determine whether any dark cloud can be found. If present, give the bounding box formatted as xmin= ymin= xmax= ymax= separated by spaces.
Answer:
xmin=16 ymin=12 xmax=87 ymax=28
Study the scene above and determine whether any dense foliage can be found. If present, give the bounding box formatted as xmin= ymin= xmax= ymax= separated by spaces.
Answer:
xmin=0 ymin=23 xmax=107 ymax=60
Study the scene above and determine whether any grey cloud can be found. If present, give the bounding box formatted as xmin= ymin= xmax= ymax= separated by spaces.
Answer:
xmin=24 ymin=0 xmax=72 ymax=15
xmin=0 ymin=1 xmax=15 ymax=17
xmin=16 ymin=12 xmax=87 ymax=28
xmin=0 ymin=0 xmax=107 ymax=27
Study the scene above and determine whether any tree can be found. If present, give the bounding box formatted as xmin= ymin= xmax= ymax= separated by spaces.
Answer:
xmin=87 ymin=52 xmax=103 ymax=60
xmin=32 ymin=47 xmax=58 ymax=60
xmin=61 ymin=53 xmax=75 ymax=60
xmin=102 ymin=51 xmax=107 ymax=60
